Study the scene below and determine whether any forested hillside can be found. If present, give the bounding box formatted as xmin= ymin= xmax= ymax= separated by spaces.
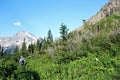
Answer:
xmin=0 ymin=12 xmax=120 ymax=80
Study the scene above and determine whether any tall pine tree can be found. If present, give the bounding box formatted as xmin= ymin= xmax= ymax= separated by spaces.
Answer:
xmin=21 ymin=38 xmax=28 ymax=56
xmin=60 ymin=23 xmax=69 ymax=41
xmin=14 ymin=46 xmax=19 ymax=54
xmin=47 ymin=29 xmax=53 ymax=47
xmin=0 ymin=45 xmax=4 ymax=60
xmin=36 ymin=39 xmax=42 ymax=51
xmin=59 ymin=23 xmax=69 ymax=52
xmin=47 ymin=29 xmax=53 ymax=42
xmin=28 ymin=44 xmax=34 ymax=54
xmin=13 ymin=46 xmax=19 ymax=62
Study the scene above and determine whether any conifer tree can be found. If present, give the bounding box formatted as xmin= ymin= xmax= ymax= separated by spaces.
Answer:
xmin=41 ymin=37 xmax=47 ymax=50
xmin=21 ymin=38 xmax=28 ymax=56
xmin=59 ymin=23 xmax=69 ymax=53
xmin=60 ymin=23 xmax=69 ymax=41
xmin=28 ymin=44 xmax=34 ymax=54
xmin=47 ymin=29 xmax=53 ymax=47
xmin=36 ymin=39 xmax=42 ymax=51
xmin=47 ymin=29 xmax=53 ymax=42
xmin=14 ymin=46 xmax=19 ymax=54
xmin=0 ymin=45 xmax=4 ymax=60
xmin=13 ymin=46 xmax=19 ymax=62
xmin=21 ymin=38 xmax=27 ymax=51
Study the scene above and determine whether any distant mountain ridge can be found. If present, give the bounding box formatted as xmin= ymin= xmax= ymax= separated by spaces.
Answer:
xmin=0 ymin=30 xmax=38 ymax=53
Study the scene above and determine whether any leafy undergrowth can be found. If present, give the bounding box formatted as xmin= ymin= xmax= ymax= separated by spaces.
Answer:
xmin=26 ymin=52 xmax=120 ymax=80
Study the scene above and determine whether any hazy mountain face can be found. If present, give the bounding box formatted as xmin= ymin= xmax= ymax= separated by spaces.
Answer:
xmin=0 ymin=30 xmax=38 ymax=54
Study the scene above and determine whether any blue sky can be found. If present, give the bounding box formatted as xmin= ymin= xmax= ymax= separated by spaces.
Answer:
xmin=0 ymin=0 xmax=109 ymax=39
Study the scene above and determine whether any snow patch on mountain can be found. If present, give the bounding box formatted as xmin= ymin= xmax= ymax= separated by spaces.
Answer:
xmin=0 ymin=30 xmax=39 ymax=54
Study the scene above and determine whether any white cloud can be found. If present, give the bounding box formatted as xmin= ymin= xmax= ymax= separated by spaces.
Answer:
xmin=13 ymin=21 xmax=21 ymax=27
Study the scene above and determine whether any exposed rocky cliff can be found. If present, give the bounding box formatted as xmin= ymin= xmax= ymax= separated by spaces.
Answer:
xmin=87 ymin=0 xmax=120 ymax=24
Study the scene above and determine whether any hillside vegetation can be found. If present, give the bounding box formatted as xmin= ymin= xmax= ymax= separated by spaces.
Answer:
xmin=0 ymin=13 xmax=120 ymax=80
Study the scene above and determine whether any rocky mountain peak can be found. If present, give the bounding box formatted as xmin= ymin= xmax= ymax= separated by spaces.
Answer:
xmin=14 ymin=30 xmax=37 ymax=41
xmin=0 ymin=30 xmax=38 ymax=54
xmin=16 ymin=30 xmax=26 ymax=35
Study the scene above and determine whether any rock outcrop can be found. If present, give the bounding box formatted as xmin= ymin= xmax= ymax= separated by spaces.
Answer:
xmin=87 ymin=0 xmax=120 ymax=24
